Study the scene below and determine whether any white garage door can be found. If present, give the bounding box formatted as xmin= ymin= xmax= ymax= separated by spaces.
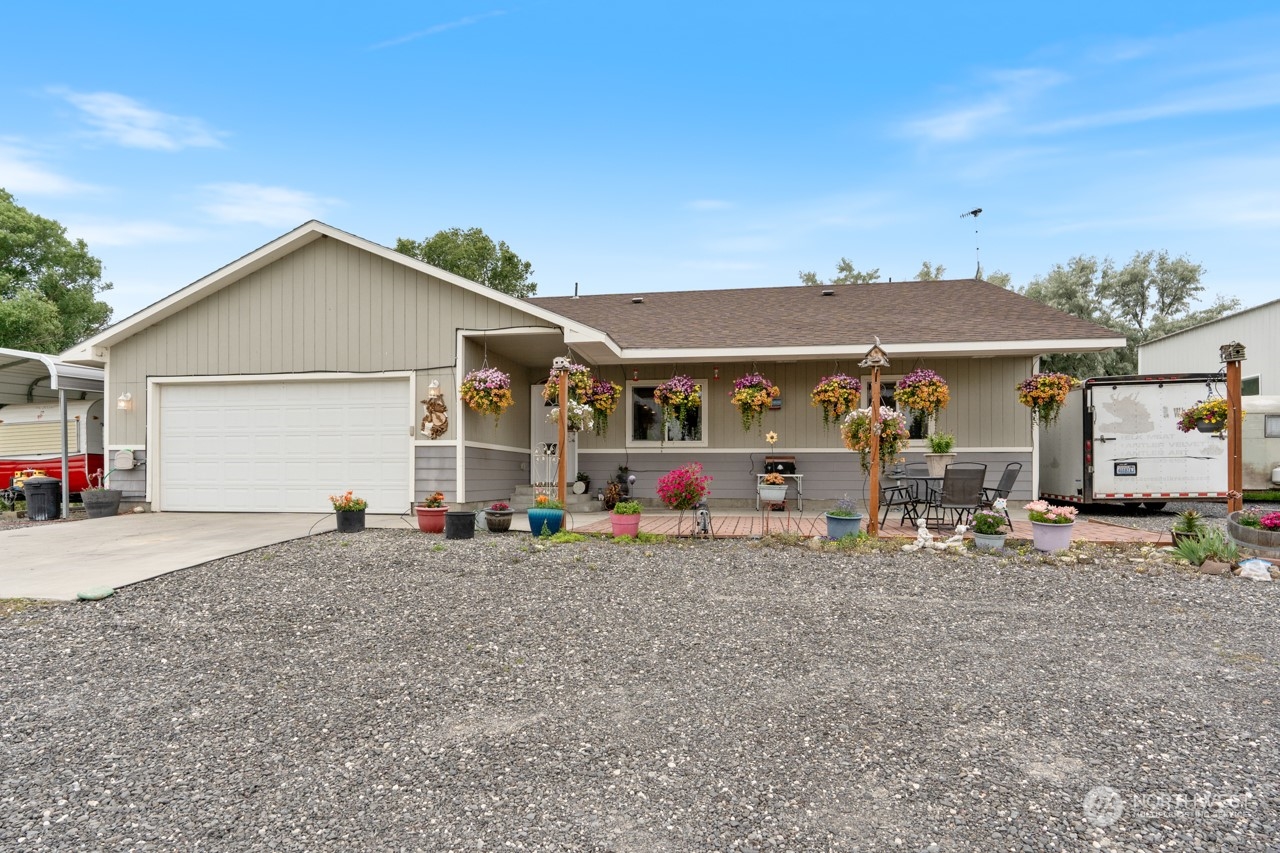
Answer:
xmin=156 ymin=378 xmax=411 ymax=512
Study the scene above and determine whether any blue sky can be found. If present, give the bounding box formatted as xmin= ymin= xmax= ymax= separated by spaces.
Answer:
xmin=3 ymin=2 xmax=1278 ymax=323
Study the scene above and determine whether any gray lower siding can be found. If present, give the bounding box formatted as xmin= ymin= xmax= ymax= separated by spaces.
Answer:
xmin=463 ymin=446 xmax=528 ymax=504
xmin=578 ymin=450 xmax=1032 ymax=507
xmin=415 ymin=446 xmax=458 ymax=504
xmin=111 ymin=451 xmax=147 ymax=500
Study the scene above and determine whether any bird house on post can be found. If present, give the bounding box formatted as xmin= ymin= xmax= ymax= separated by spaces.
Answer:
xmin=1220 ymin=342 xmax=1246 ymax=513
xmin=859 ymin=340 xmax=891 ymax=535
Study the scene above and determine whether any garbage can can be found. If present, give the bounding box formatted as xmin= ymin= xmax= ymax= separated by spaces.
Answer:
xmin=22 ymin=476 xmax=62 ymax=522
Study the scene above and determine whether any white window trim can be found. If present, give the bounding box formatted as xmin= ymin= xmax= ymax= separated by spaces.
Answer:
xmin=624 ymin=378 xmax=709 ymax=448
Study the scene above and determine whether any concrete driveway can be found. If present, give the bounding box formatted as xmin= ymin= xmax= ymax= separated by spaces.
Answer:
xmin=0 ymin=512 xmax=416 ymax=601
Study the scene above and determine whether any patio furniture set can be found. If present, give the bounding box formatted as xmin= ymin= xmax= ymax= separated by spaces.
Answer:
xmin=880 ymin=461 xmax=1021 ymax=529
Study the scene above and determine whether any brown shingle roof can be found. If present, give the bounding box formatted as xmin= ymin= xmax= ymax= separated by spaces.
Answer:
xmin=530 ymin=279 xmax=1119 ymax=350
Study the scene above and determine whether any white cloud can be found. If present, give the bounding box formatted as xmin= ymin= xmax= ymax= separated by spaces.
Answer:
xmin=0 ymin=141 xmax=97 ymax=196
xmin=200 ymin=183 xmax=338 ymax=227
xmin=371 ymin=11 xmax=506 ymax=49
xmin=55 ymin=89 xmax=225 ymax=151
xmin=687 ymin=199 xmax=733 ymax=211
xmin=903 ymin=68 xmax=1067 ymax=143
xmin=65 ymin=220 xmax=202 ymax=247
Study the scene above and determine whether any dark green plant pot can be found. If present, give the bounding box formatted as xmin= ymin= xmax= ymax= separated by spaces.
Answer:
xmin=825 ymin=513 xmax=862 ymax=539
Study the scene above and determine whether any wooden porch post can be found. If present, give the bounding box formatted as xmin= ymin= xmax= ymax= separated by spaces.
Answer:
xmin=859 ymin=340 xmax=890 ymax=536
xmin=557 ymin=367 xmax=569 ymax=507
xmin=1222 ymin=342 xmax=1245 ymax=514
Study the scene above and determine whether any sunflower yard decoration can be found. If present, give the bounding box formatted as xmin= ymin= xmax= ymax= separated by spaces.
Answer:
xmin=653 ymin=374 xmax=702 ymax=434
xmin=459 ymin=367 xmax=514 ymax=424
xmin=810 ymin=373 xmax=862 ymax=428
xmin=892 ymin=368 xmax=949 ymax=417
xmin=730 ymin=372 xmax=780 ymax=432
xmin=1016 ymin=372 xmax=1080 ymax=426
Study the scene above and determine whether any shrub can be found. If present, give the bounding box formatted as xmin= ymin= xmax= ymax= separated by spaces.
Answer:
xmin=926 ymin=432 xmax=956 ymax=454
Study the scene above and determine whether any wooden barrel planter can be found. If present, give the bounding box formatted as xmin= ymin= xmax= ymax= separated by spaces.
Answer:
xmin=1227 ymin=511 xmax=1280 ymax=559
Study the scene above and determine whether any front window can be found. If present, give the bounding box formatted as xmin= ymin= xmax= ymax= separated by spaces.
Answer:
xmin=627 ymin=381 xmax=706 ymax=445
xmin=866 ymin=377 xmax=930 ymax=440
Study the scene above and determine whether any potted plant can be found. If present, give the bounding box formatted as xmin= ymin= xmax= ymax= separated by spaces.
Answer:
xmin=1227 ymin=506 xmax=1280 ymax=559
xmin=825 ymin=495 xmax=863 ymax=539
xmin=653 ymin=375 xmax=702 ymax=435
xmin=1176 ymin=398 xmax=1231 ymax=434
xmin=893 ymin=369 xmax=950 ymax=418
xmin=970 ymin=505 xmax=1009 ymax=551
xmin=81 ymin=470 xmax=123 ymax=519
xmin=459 ymin=367 xmax=514 ymax=423
xmin=528 ymin=493 xmax=565 ymax=537
xmin=484 ymin=501 xmax=513 ymax=533
xmin=1170 ymin=509 xmax=1208 ymax=545
xmin=810 ymin=374 xmax=862 ymax=429
xmin=758 ymin=471 xmax=789 ymax=504
xmin=1024 ymin=499 xmax=1079 ymax=552
xmin=610 ymin=499 xmax=643 ymax=537
xmin=656 ymin=462 xmax=712 ymax=512
xmin=730 ymin=372 xmax=780 ymax=432
xmin=924 ymin=432 xmax=957 ymax=478
xmin=329 ymin=489 xmax=367 ymax=533
xmin=415 ymin=491 xmax=449 ymax=533
xmin=840 ymin=406 xmax=910 ymax=473
xmin=1016 ymin=373 xmax=1080 ymax=426
xmin=574 ymin=471 xmax=592 ymax=494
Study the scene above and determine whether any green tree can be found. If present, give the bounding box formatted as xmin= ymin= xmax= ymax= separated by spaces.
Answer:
xmin=0 ymin=189 xmax=113 ymax=352
xmin=916 ymin=260 xmax=946 ymax=281
xmin=395 ymin=227 xmax=537 ymax=298
xmin=1022 ymin=250 xmax=1238 ymax=377
xmin=799 ymin=257 xmax=880 ymax=286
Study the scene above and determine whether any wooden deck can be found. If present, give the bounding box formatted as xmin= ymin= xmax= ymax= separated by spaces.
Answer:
xmin=573 ymin=511 xmax=1168 ymax=545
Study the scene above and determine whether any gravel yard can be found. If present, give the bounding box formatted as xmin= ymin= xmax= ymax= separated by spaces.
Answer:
xmin=2 ymin=532 xmax=1278 ymax=851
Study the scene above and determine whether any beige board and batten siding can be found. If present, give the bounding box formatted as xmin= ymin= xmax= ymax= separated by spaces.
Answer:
xmin=459 ymin=338 xmax=536 ymax=450
xmin=576 ymin=357 xmax=1035 ymax=452
xmin=107 ymin=237 xmax=555 ymax=447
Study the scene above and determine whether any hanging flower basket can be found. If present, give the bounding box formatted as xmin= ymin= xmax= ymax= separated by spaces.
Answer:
xmin=730 ymin=372 xmax=780 ymax=432
xmin=548 ymin=400 xmax=595 ymax=432
xmin=1016 ymin=372 xmax=1080 ymax=426
xmin=1176 ymin=398 xmax=1232 ymax=434
xmin=893 ymin=369 xmax=950 ymax=417
xmin=541 ymin=362 xmax=594 ymax=405
xmin=586 ymin=377 xmax=622 ymax=436
xmin=654 ymin=375 xmax=702 ymax=434
xmin=841 ymin=406 xmax=910 ymax=473
xmin=459 ymin=367 xmax=514 ymax=423
xmin=810 ymin=373 xmax=862 ymax=428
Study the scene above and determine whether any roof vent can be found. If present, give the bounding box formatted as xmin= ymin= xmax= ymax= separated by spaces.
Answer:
xmin=631 ymin=297 xmax=644 ymax=304
xmin=821 ymin=289 xmax=834 ymax=296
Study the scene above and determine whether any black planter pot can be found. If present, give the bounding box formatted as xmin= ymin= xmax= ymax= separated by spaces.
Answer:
xmin=336 ymin=509 xmax=365 ymax=533
xmin=82 ymin=489 xmax=123 ymax=519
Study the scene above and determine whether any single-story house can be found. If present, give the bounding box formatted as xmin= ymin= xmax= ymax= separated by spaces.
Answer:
xmin=62 ymin=221 xmax=1123 ymax=513
xmin=1139 ymin=297 xmax=1279 ymax=396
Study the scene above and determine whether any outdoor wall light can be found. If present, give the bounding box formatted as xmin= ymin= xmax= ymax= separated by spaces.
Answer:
xmin=632 ymin=368 xmax=639 ymax=381
xmin=713 ymin=366 xmax=720 ymax=380
xmin=426 ymin=380 xmax=443 ymax=398
xmin=116 ymin=391 xmax=133 ymax=411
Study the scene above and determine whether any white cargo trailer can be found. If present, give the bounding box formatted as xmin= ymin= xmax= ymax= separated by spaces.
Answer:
xmin=1039 ymin=374 xmax=1228 ymax=508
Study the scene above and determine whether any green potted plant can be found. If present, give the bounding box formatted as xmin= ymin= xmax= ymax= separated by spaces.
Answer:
xmin=825 ymin=495 xmax=863 ymax=539
xmin=528 ymin=493 xmax=565 ymax=537
xmin=610 ymin=499 xmax=643 ymax=537
xmin=574 ymin=471 xmax=592 ymax=494
xmin=924 ymin=431 xmax=957 ymax=477
xmin=1170 ymin=509 xmax=1207 ymax=546
xmin=81 ymin=470 xmax=124 ymax=519
xmin=415 ymin=491 xmax=448 ymax=533
xmin=1024 ymin=499 xmax=1078 ymax=552
xmin=970 ymin=504 xmax=1009 ymax=551
xmin=484 ymin=501 xmax=513 ymax=533
xmin=329 ymin=489 xmax=367 ymax=533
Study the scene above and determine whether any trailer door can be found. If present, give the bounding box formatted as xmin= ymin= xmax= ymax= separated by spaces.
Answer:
xmin=1090 ymin=382 xmax=1227 ymax=500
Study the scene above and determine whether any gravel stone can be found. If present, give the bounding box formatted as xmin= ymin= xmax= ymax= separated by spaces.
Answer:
xmin=1 ymin=531 xmax=1278 ymax=851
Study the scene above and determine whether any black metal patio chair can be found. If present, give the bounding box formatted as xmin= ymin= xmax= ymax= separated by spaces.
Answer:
xmin=980 ymin=462 xmax=1022 ymax=526
xmin=923 ymin=462 xmax=986 ymax=530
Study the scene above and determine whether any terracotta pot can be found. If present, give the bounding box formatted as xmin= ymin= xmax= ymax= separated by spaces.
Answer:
xmin=610 ymin=512 xmax=641 ymax=537
xmin=415 ymin=505 xmax=448 ymax=533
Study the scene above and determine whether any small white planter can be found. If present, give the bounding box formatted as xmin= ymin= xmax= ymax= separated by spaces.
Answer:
xmin=1031 ymin=520 xmax=1074 ymax=552
xmin=972 ymin=531 xmax=1007 ymax=551
xmin=925 ymin=453 xmax=956 ymax=478
xmin=758 ymin=484 xmax=789 ymax=503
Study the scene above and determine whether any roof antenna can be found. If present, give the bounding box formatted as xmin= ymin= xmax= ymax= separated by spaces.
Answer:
xmin=573 ymin=282 xmax=579 ymax=299
xmin=961 ymin=208 xmax=983 ymax=279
